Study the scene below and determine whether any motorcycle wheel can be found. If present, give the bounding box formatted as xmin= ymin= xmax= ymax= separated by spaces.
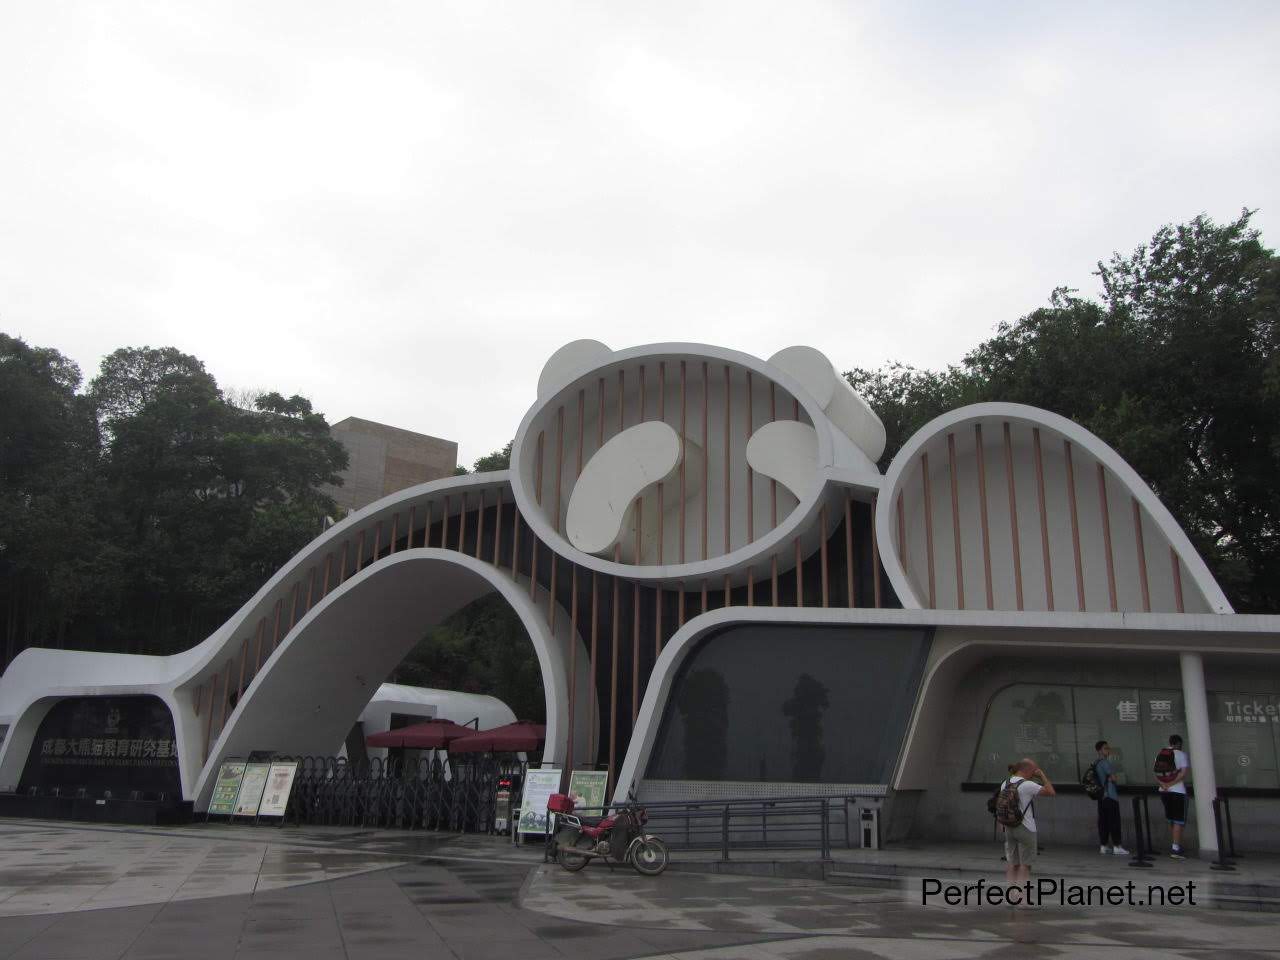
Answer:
xmin=630 ymin=837 xmax=669 ymax=876
xmin=557 ymin=847 xmax=590 ymax=872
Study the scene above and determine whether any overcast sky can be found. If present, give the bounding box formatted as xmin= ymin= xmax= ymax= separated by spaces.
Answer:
xmin=3 ymin=3 xmax=1277 ymax=466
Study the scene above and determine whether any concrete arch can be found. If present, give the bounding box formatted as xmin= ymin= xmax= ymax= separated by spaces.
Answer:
xmin=191 ymin=549 xmax=594 ymax=810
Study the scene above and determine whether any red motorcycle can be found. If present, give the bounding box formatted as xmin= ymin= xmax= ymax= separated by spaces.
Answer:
xmin=549 ymin=793 xmax=669 ymax=875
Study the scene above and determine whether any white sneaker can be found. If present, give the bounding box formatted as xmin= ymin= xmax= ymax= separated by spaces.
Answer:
xmin=1112 ymin=846 xmax=1129 ymax=855
xmin=1100 ymin=845 xmax=1112 ymax=854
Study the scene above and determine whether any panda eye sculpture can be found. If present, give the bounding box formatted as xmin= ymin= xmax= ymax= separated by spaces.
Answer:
xmin=510 ymin=340 xmax=885 ymax=577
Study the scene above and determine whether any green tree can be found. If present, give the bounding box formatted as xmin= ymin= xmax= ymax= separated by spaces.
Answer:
xmin=848 ymin=211 xmax=1280 ymax=612
xmin=0 ymin=335 xmax=109 ymax=661
xmin=389 ymin=594 xmax=545 ymax=721
xmin=472 ymin=441 xmax=512 ymax=473
xmin=0 ymin=342 xmax=350 ymax=663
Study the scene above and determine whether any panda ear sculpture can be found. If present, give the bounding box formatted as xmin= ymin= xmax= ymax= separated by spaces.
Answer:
xmin=537 ymin=340 xmax=614 ymax=400
xmin=767 ymin=345 xmax=886 ymax=463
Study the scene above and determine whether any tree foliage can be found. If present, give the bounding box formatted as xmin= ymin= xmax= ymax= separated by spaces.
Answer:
xmin=0 ymin=341 xmax=348 ymax=664
xmin=471 ymin=441 xmax=512 ymax=473
xmin=848 ymin=211 xmax=1280 ymax=612
xmin=388 ymin=594 xmax=545 ymax=721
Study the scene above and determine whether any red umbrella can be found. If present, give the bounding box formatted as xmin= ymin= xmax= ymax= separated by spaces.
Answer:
xmin=448 ymin=720 xmax=546 ymax=754
xmin=366 ymin=718 xmax=476 ymax=749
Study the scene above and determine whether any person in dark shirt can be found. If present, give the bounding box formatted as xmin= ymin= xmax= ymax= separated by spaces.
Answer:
xmin=1093 ymin=740 xmax=1128 ymax=855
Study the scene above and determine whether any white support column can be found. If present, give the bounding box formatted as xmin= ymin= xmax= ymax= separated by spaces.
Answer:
xmin=1179 ymin=651 xmax=1218 ymax=856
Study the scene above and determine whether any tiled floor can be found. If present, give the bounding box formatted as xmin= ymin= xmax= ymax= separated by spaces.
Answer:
xmin=0 ymin=820 xmax=1278 ymax=959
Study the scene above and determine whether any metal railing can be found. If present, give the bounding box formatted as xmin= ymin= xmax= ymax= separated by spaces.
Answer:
xmin=557 ymin=794 xmax=881 ymax=860
xmin=212 ymin=754 xmax=528 ymax=832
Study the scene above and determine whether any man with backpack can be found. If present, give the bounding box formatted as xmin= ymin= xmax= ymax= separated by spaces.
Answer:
xmin=1085 ymin=740 xmax=1128 ymax=855
xmin=995 ymin=758 xmax=1056 ymax=888
xmin=1155 ymin=734 xmax=1190 ymax=860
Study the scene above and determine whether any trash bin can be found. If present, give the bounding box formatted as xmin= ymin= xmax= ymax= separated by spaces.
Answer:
xmin=860 ymin=806 xmax=880 ymax=850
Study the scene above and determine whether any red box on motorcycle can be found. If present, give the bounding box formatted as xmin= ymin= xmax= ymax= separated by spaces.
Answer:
xmin=547 ymin=793 xmax=575 ymax=814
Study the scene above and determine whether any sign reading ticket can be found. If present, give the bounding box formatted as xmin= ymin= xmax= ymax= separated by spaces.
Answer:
xmin=256 ymin=762 xmax=298 ymax=818
xmin=207 ymin=761 xmax=247 ymax=816
xmin=232 ymin=762 xmax=271 ymax=817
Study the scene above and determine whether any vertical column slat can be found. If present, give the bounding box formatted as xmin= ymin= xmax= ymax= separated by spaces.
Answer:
xmin=1032 ymin=428 xmax=1054 ymax=611
xmin=947 ymin=433 xmax=965 ymax=609
xmin=1132 ymin=498 xmax=1151 ymax=612
xmin=701 ymin=362 xmax=709 ymax=561
xmin=872 ymin=493 xmax=883 ymax=608
xmin=1171 ymin=547 xmax=1185 ymax=613
xmin=1097 ymin=463 xmax=1118 ymax=612
xmin=921 ymin=452 xmax=936 ymax=608
xmin=845 ymin=493 xmax=855 ymax=607
xmin=1002 ymin=422 xmax=1024 ymax=611
xmin=1064 ymin=440 xmax=1086 ymax=611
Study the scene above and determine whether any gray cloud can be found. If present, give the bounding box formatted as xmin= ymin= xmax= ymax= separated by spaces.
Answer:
xmin=3 ymin=1 xmax=1277 ymax=464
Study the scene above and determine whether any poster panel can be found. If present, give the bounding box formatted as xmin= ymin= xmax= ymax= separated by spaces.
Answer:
xmin=517 ymin=768 xmax=561 ymax=836
xmin=232 ymin=762 xmax=271 ymax=817
xmin=257 ymin=762 xmax=298 ymax=818
xmin=567 ymin=770 xmax=608 ymax=813
xmin=207 ymin=761 xmax=247 ymax=817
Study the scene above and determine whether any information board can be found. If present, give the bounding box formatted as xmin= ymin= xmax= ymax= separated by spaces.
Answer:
xmin=232 ymin=762 xmax=271 ymax=817
xmin=567 ymin=770 xmax=608 ymax=813
xmin=517 ymin=768 xmax=561 ymax=836
xmin=256 ymin=762 xmax=298 ymax=818
xmin=207 ymin=761 xmax=247 ymax=817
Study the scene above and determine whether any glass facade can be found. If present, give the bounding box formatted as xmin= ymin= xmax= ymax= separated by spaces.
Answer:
xmin=645 ymin=624 xmax=931 ymax=784
xmin=971 ymin=683 xmax=1280 ymax=789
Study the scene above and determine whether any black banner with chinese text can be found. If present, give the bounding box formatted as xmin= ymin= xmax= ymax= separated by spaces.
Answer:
xmin=19 ymin=696 xmax=181 ymax=798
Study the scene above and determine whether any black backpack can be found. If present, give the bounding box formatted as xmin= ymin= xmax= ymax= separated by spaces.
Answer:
xmin=1082 ymin=759 xmax=1104 ymax=800
xmin=1153 ymin=747 xmax=1178 ymax=784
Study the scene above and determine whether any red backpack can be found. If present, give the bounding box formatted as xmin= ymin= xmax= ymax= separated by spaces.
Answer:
xmin=1153 ymin=747 xmax=1179 ymax=784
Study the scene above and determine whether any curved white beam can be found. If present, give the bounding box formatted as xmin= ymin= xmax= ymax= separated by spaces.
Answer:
xmin=192 ymin=549 xmax=592 ymax=809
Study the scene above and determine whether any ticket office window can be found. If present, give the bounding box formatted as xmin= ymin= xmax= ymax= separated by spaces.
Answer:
xmin=970 ymin=683 xmax=1280 ymax=789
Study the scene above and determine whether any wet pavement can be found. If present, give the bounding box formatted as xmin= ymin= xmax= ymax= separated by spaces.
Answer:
xmin=0 ymin=819 xmax=1277 ymax=959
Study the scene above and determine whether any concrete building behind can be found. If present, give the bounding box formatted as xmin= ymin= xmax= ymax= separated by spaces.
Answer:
xmin=328 ymin=417 xmax=457 ymax=514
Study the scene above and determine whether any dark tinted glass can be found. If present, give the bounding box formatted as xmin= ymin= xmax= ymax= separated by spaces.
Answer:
xmin=645 ymin=624 xmax=931 ymax=784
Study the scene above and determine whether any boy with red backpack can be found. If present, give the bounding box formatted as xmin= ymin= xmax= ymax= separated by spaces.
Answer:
xmin=993 ymin=758 xmax=1056 ymax=888
xmin=1155 ymin=734 xmax=1190 ymax=860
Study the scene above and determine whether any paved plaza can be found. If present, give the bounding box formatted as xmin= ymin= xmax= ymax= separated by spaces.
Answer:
xmin=0 ymin=820 xmax=1278 ymax=959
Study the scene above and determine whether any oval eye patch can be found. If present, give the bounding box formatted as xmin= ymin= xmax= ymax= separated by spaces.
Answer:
xmin=566 ymin=421 xmax=684 ymax=556
xmin=745 ymin=420 xmax=820 ymax=501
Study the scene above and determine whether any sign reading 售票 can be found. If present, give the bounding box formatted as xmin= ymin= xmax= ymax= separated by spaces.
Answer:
xmin=232 ymin=763 xmax=271 ymax=817
xmin=256 ymin=762 xmax=298 ymax=818
xmin=207 ymin=761 xmax=247 ymax=817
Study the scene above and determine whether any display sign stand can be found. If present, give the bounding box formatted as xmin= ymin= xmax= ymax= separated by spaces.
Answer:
xmin=206 ymin=759 xmax=248 ymax=821
xmin=230 ymin=762 xmax=271 ymax=820
xmin=518 ymin=767 xmax=561 ymax=854
xmin=254 ymin=761 xmax=299 ymax=826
